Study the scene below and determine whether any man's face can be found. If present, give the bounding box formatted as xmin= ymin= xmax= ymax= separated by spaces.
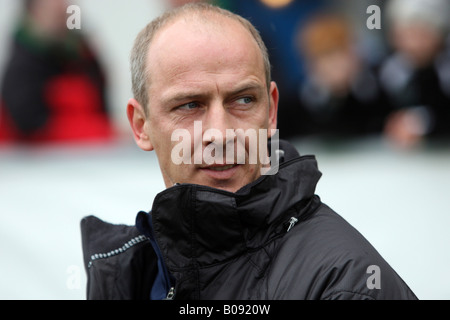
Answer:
xmin=130 ymin=16 xmax=278 ymax=193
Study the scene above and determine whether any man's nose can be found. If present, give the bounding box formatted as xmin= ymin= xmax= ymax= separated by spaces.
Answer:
xmin=202 ymin=102 xmax=232 ymax=145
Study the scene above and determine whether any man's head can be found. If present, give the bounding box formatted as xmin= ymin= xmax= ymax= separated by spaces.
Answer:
xmin=127 ymin=3 xmax=279 ymax=193
xmin=129 ymin=3 xmax=272 ymax=115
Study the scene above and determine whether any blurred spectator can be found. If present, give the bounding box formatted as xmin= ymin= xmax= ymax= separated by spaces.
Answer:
xmin=297 ymin=13 xmax=389 ymax=137
xmin=380 ymin=0 xmax=450 ymax=148
xmin=0 ymin=0 xmax=114 ymax=144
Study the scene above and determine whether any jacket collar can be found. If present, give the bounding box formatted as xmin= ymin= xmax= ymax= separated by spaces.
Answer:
xmin=137 ymin=141 xmax=322 ymax=271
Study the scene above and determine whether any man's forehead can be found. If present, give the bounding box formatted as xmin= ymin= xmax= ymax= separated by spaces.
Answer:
xmin=150 ymin=12 xmax=255 ymax=53
xmin=146 ymin=14 xmax=264 ymax=82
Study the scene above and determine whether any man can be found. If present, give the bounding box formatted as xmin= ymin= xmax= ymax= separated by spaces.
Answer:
xmin=81 ymin=3 xmax=417 ymax=300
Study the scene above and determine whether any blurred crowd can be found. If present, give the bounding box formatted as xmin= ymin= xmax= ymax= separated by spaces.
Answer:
xmin=219 ymin=0 xmax=450 ymax=149
xmin=1 ymin=0 xmax=449 ymax=149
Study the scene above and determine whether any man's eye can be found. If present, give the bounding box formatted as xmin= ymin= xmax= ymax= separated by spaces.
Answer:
xmin=178 ymin=102 xmax=198 ymax=110
xmin=236 ymin=96 xmax=253 ymax=105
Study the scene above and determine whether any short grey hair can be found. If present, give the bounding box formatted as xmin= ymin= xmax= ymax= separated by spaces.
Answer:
xmin=130 ymin=2 xmax=272 ymax=114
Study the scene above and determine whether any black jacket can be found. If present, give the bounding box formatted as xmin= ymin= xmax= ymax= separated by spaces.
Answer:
xmin=81 ymin=141 xmax=417 ymax=300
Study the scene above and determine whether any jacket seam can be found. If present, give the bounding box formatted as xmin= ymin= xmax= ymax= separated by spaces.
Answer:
xmin=87 ymin=234 xmax=148 ymax=268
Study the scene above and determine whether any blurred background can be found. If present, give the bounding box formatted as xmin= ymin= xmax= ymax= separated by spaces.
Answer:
xmin=0 ymin=0 xmax=449 ymax=299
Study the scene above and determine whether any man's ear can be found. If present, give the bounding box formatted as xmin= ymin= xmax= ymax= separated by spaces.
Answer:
xmin=268 ymin=81 xmax=279 ymax=136
xmin=126 ymin=98 xmax=154 ymax=151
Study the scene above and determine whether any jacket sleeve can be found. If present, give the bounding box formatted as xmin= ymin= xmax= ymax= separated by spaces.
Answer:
xmin=269 ymin=204 xmax=418 ymax=300
xmin=318 ymin=259 xmax=418 ymax=300
xmin=313 ymin=211 xmax=419 ymax=300
xmin=80 ymin=215 xmax=157 ymax=300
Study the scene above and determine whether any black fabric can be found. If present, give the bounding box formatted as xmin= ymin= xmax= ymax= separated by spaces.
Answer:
xmin=80 ymin=216 xmax=157 ymax=300
xmin=80 ymin=140 xmax=417 ymax=300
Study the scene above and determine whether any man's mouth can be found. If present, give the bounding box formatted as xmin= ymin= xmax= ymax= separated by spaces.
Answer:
xmin=199 ymin=164 xmax=240 ymax=180
xmin=207 ymin=164 xmax=237 ymax=171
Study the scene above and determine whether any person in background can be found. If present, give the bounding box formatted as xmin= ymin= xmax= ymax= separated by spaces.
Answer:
xmin=380 ymin=0 xmax=450 ymax=148
xmin=297 ymin=13 xmax=389 ymax=138
xmin=0 ymin=0 xmax=114 ymax=143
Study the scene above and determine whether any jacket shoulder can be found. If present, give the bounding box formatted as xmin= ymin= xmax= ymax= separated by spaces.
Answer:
xmin=80 ymin=215 xmax=145 ymax=270
xmin=271 ymin=204 xmax=418 ymax=300
xmin=80 ymin=215 xmax=157 ymax=300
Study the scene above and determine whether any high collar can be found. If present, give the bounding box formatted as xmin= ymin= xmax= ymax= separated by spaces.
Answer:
xmin=141 ymin=145 xmax=322 ymax=272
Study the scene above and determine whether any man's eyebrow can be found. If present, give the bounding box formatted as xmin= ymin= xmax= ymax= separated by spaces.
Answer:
xmin=228 ymin=81 xmax=264 ymax=96
xmin=160 ymin=80 xmax=265 ymax=106
xmin=162 ymin=92 xmax=207 ymax=105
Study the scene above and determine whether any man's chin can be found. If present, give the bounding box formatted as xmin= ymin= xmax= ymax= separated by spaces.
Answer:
xmin=166 ymin=164 xmax=261 ymax=192
xmin=199 ymin=164 xmax=241 ymax=181
xmin=196 ymin=164 xmax=260 ymax=193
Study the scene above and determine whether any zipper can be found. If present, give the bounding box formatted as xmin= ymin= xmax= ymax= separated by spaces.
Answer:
xmin=165 ymin=287 xmax=175 ymax=300
xmin=286 ymin=217 xmax=298 ymax=232
xmin=87 ymin=234 xmax=148 ymax=268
